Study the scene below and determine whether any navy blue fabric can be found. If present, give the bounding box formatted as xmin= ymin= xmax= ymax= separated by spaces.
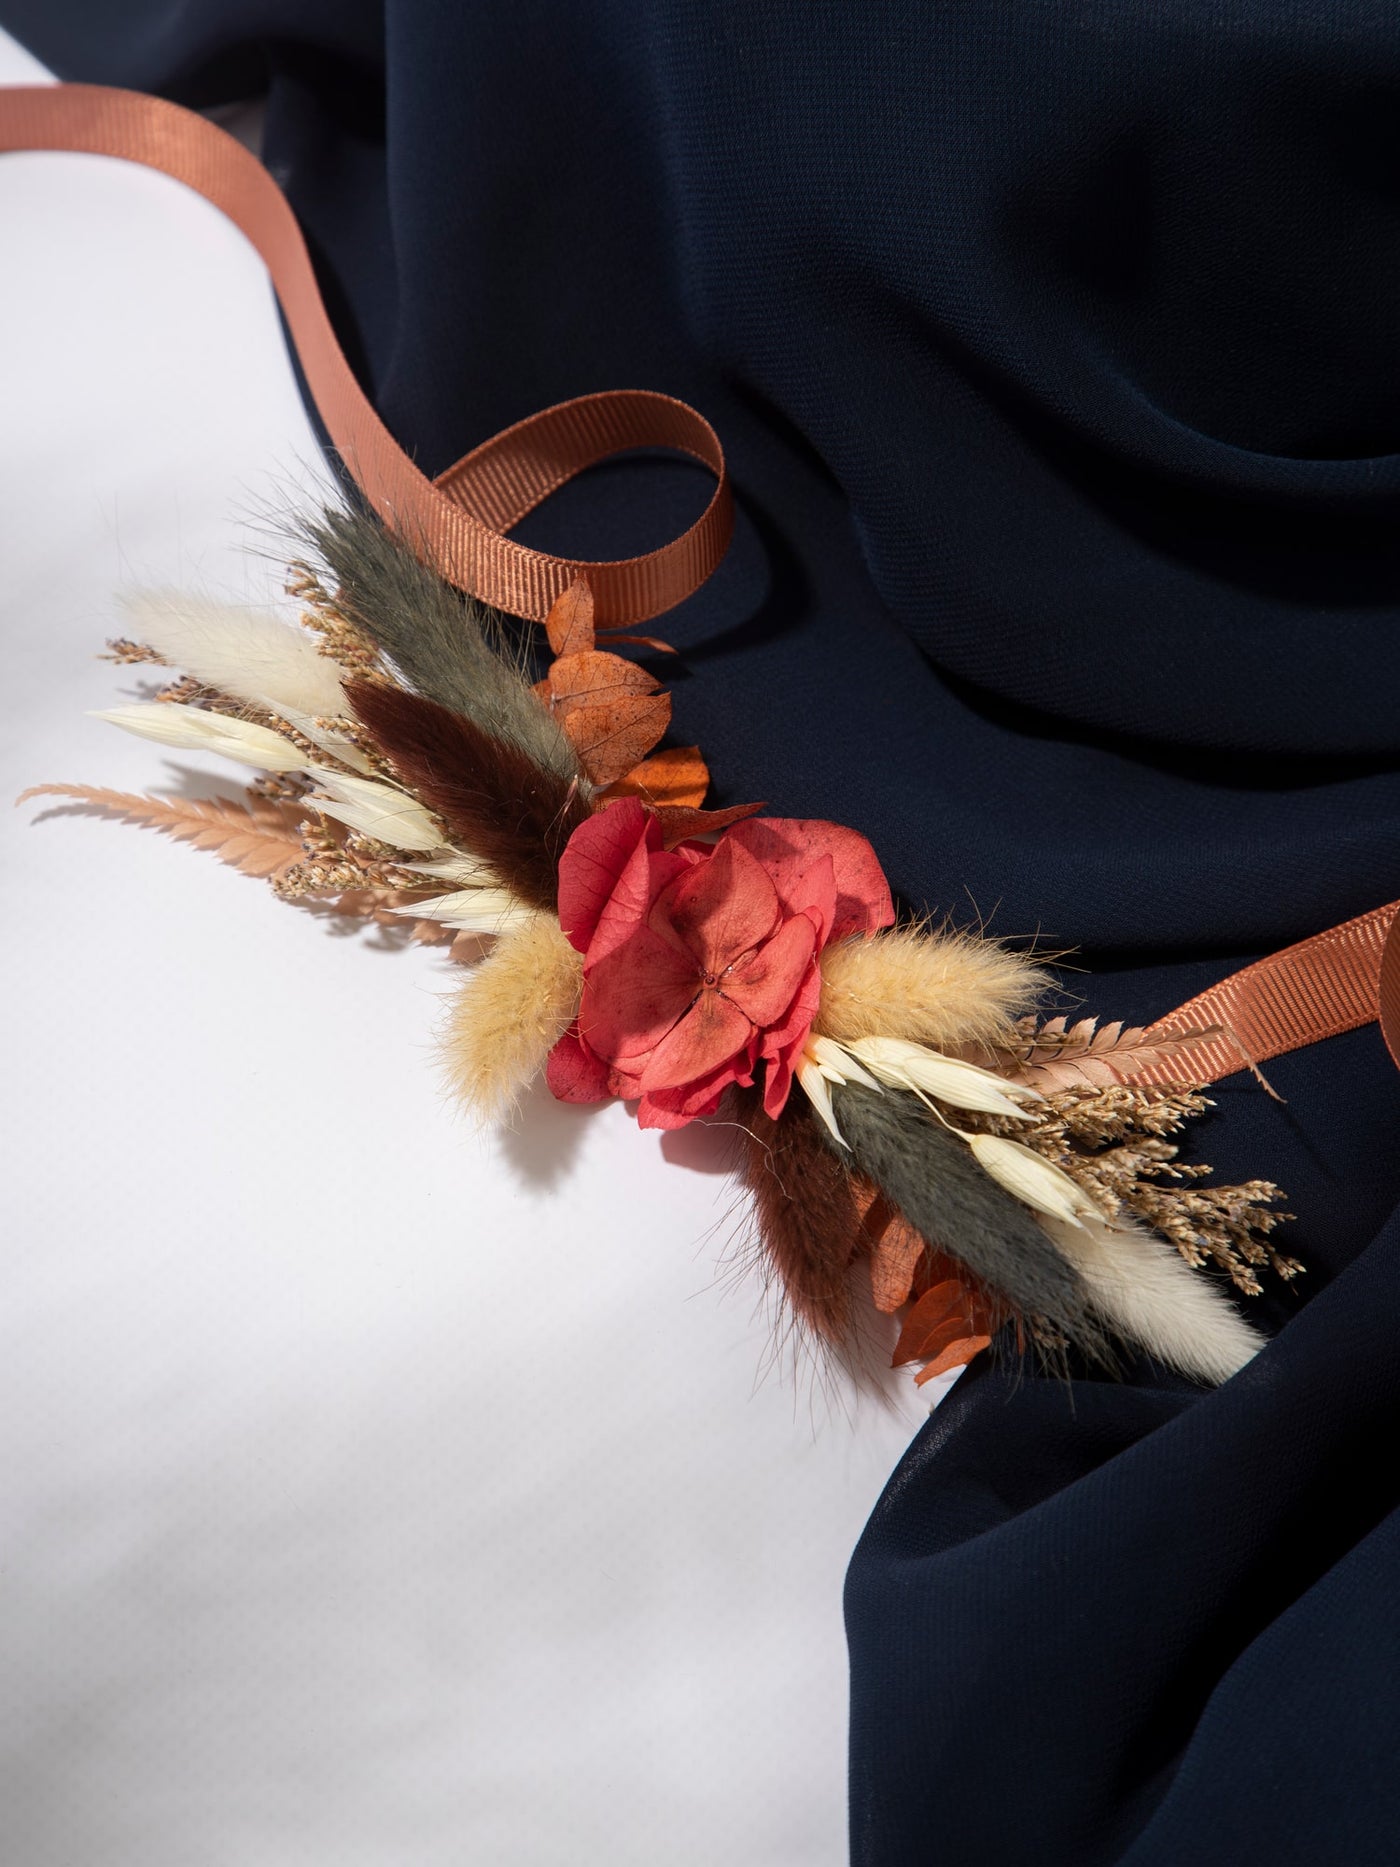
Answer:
xmin=7 ymin=4 xmax=1400 ymax=1859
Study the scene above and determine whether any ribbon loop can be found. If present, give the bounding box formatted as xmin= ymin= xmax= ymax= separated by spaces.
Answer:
xmin=0 ymin=82 xmax=732 ymax=624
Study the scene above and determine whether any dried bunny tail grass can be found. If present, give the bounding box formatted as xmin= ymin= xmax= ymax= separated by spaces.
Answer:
xmin=119 ymin=590 xmax=349 ymax=720
xmin=301 ymin=503 xmax=582 ymax=782
xmin=729 ymin=1088 xmax=866 ymax=1346
xmin=346 ymin=679 xmax=593 ymax=912
xmin=816 ymin=922 xmax=1046 ymax=1054
xmin=1037 ymin=1212 xmax=1266 ymax=1386
xmin=440 ymin=914 xmax=583 ymax=1120
xmin=826 ymin=1080 xmax=1109 ymax=1360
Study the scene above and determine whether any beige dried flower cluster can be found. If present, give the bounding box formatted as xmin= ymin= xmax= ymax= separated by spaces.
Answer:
xmin=101 ymin=637 xmax=166 ymax=665
xmin=286 ymin=561 xmax=389 ymax=685
xmin=977 ymin=1083 xmax=1301 ymax=1296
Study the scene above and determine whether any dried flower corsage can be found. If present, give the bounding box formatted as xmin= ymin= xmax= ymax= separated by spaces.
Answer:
xmin=24 ymin=505 xmax=1300 ymax=1393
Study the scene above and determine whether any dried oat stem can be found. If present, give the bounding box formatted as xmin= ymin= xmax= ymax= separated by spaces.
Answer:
xmin=972 ymin=1083 xmax=1300 ymax=1296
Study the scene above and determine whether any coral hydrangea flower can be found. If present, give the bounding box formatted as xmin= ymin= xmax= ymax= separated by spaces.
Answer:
xmin=546 ymin=798 xmax=894 ymax=1129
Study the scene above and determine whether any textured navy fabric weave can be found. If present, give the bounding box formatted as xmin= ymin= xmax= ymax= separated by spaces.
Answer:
xmin=7 ymin=4 xmax=1400 ymax=1860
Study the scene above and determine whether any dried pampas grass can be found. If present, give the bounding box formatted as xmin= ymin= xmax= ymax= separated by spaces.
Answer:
xmin=441 ymin=915 xmax=583 ymax=1120
xmin=120 ymin=590 xmax=349 ymax=719
xmin=817 ymin=924 xmax=1044 ymax=1054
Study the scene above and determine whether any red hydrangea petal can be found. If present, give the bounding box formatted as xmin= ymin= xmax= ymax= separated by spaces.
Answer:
xmin=648 ymin=834 xmax=781 ymax=974
xmin=579 ymin=929 xmax=698 ymax=1066
xmin=773 ymin=852 xmax=836 ymax=951
xmin=726 ymin=817 xmax=894 ymax=942
xmin=759 ymin=958 xmax=824 ymax=1118
xmin=636 ymin=1059 xmax=753 ymax=1129
xmin=723 ymin=911 xmax=818 ymax=1027
xmin=636 ymin=989 xmax=754 ymax=1093
xmin=557 ymin=796 xmax=653 ymax=953
xmin=558 ymin=797 xmax=691 ymax=967
xmin=545 ymin=1025 xmax=612 ymax=1103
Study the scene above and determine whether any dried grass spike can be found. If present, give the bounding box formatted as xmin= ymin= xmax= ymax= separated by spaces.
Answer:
xmin=441 ymin=915 xmax=583 ymax=1120
xmin=827 ymin=1080 xmax=1106 ymax=1358
xmin=818 ymin=924 xmax=1045 ymax=1054
xmin=1039 ymin=1211 xmax=1266 ymax=1385
xmin=120 ymin=590 xmax=348 ymax=719
xmin=347 ymin=679 xmax=593 ymax=913
xmin=731 ymin=1089 xmax=866 ymax=1345
xmin=303 ymin=504 xmax=581 ymax=782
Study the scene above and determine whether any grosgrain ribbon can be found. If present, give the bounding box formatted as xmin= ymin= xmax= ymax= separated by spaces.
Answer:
xmin=0 ymin=83 xmax=732 ymax=624
xmin=1114 ymin=899 xmax=1400 ymax=1089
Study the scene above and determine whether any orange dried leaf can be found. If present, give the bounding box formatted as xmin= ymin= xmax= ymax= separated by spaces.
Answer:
xmin=545 ymin=577 xmax=595 ymax=658
xmin=604 ymin=745 xmax=710 ymax=809
xmin=915 ymin=1334 xmax=993 ymax=1383
xmin=653 ymin=801 xmax=765 ymax=844
xmin=903 ymin=1315 xmax=984 ymax=1368
xmin=543 ymin=649 xmax=660 ymax=718
xmin=564 ymin=692 xmax=672 ymax=786
xmin=868 ymin=1211 xmax=928 ymax=1314
xmin=892 ymin=1280 xmax=977 ymax=1366
xmin=19 ymin=783 xmax=307 ymax=879
xmin=594 ymin=631 xmax=677 ymax=654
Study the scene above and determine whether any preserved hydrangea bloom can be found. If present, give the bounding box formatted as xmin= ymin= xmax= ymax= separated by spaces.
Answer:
xmin=546 ymin=798 xmax=894 ymax=1129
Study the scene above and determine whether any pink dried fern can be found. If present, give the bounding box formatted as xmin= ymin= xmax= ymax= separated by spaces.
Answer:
xmin=1007 ymin=1015 xmax=1224 ymax=1092
xmin=19 ymin=783 xmax=308 ymax=880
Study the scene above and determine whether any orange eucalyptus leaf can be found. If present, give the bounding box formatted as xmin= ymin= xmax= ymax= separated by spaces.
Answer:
xmin=542 ymin=649 xmax=660 ymax=718
xmin=867 ymin=1209 xmax=929 ymax=1314
xmin=563 ymin=692 xmax=672 ymax=786
xmin=902 ymin=1315 xmax=985 ymax=1369
xmin=892 ymin=1280 xmax=976 ymax=1366
xmin=604 ymin=745 xmax=711 ymax=809
xmin=545 ymin=577 xmax=595 ymax=657
xmin=915 ymin=1334 xmax=993 ymax=1383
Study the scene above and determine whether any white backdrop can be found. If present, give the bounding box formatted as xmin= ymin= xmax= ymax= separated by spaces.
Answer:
xmin=0 ymin=33 xmax=925 ymax=1867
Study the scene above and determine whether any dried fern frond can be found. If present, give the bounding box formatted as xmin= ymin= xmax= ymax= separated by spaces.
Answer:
xmin=1006 ymin=1015 xmax=1223 ymax=1092
xmin=19 ymin=784 xmax=307 ymax=879
xmin=817 ymin=923 xmax=1044 ymax=1055
xmin=441 ymin=914 xmax=584 ymax=1120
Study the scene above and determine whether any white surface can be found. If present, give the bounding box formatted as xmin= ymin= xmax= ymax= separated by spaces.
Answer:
xmin=0 ymin=35 xmax=924 ymax=1866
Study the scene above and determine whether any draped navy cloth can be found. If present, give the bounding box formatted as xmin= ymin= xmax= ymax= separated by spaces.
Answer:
xmin=9 ymin=4 xmax=1400 ymax=1859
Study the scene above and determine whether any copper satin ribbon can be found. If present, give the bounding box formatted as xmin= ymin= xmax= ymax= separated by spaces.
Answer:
xmin=0 ymin=83 xmax=732 ymax=625
xmin=2 ymin=81 xmax=1398 ymax=1084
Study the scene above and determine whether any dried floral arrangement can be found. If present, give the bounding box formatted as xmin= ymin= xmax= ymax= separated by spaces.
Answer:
xmin=23 ymin=504 xmax=1300 ymax=1394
